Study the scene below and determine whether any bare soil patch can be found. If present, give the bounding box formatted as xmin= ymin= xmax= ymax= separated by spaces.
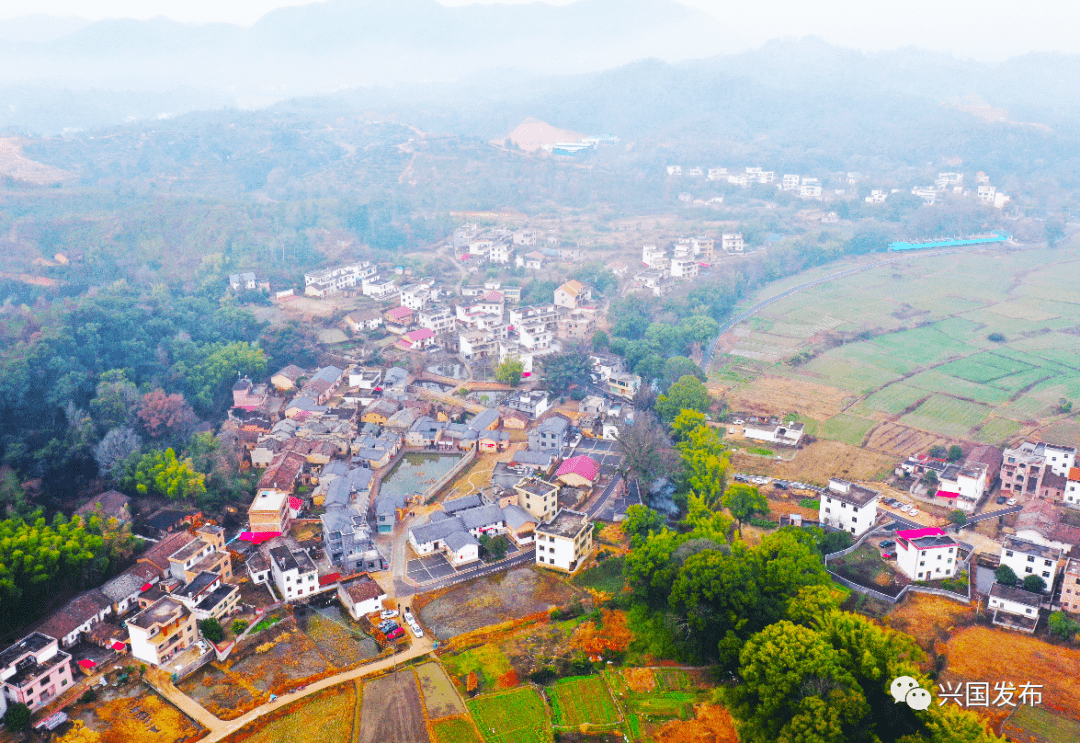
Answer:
xmin=865 ymin=421 xmax=952 ymax=458
xmin=91 ymin=689 xmax=204 ymax=743
xmin=724 ymin=375 xmax=853 ymax=420
xmin=419 ymin=566 xmax=579 ymax=640
xmin=358 ymin=670 xmax=430 ymax=743
xmin=730 ymin=439 xmax=895 ymax=485
xmin=883 ymin=593 xmax=975 ymax=656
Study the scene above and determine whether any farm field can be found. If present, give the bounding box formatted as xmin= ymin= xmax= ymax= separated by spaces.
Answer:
xmin=604 ymin=668 xmax=711 ymax=742
xmin=89 ymin=690 xmax=205 ymax=743
xmin=549 ymin=675 xmax=622 ymax=728
xmin=357 ymin=670 xmax=431 ymax=743
xmin=430 ymin=717 xmax=484 ymax=743
xmin=441 ymin=643 xmax=516 ymax=694
xmin=710 ymin=241 xmax=1080 ymax=461
xmin=730 ymin=438 xmax=896 ymax=485
xmin=228 ymin=684 xmax=356 ymax=743
xmin=417 ymin=661 xmax=467 ymax=719
xmin=468 ymin=687 xmax=551 ymax=743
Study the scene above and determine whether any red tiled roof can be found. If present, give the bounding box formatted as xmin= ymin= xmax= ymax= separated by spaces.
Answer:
xmin=556 ymin=455 xmax=600 ymax=482
xmin=405 ymin=328 xmax=435 ymax=342
xmin=319 ymin=572 xmax=341 ymax=586
xmin=897 ymin=527 xmax=945 ymax=540
xmin=480 ymin=290 xmax=504 ymax=302
xmin=1070 ymin=467 xmax=1080 ymax=482
xmin=289 ymin=497 xmax=303 ymax=511
xmin=935 ymin=490 xmax=959 ymax=499
xmin=386 ymin=306 xmax=414 ymax=320
xmin=78 ymin=659 xmax=96 ymax=669
xmin=112 ymin=641 xmax=126 ymax=651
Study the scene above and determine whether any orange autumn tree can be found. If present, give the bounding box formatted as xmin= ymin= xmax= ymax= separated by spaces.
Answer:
xmin=572 ymin=610 xmax=632 ymax=657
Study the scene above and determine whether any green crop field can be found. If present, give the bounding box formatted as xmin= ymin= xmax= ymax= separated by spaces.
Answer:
xmin=431 ymin=717 xmax=484 ymax=743
xmin=549 ymin=675 xmax=622 ymax=728
xmin=820 ymin=414 xmax=877 ymax=445
xmin=900 ymin=394 xmax=991 ymax=438
xmin=712 ymin=240 xmax=1080 ymax=450
xmin=468 ymin=687 xmax=551 ymax=743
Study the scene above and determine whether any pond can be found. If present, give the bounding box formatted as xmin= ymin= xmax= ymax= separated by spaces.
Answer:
xmin=427 ymin=363 xmax=468 ymax=379
xmin=380 ymin=452 xmax=463 ymax=500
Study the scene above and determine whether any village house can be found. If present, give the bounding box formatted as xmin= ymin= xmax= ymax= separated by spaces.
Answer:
xmin=0 ymin=633 xmax=75 ymax=712
xmin=1001 ymin=441 xmax=1076 ymax=498
xmin=271 ymin=365 xmax=306 ymax=391
xmin=515 ymin=477 xmax=559 ymax=523
xmin=418 ymin=306 xmax=456 ymax=336
xmin=607 ymin=372 xmax=642 ymax=400
xmin=400 ymin=283 xmax=433 ymax=311
xmin=165 ymin=524 xmax=233 ymax=584
xmin=1000 ymin=536 xmax=1060 ymax=591
xmin=557 ymin=308 xmax=597 ymax=341
xmin=75 ymin=490 xmax=132 ymax=524
xmin=232 ymin=377 xmax=269 ymax=411
xmin=818 ymin=478 xmax=879 ymax=536
xmin=1067 ymin=467 xmax=1080 ymax=507
xmin=248 ymin=489 xmax=292 ymax=535
xmin=126 ymin=596 xmax=199 ymax=666
xmin=556 ymin=455 xmax=600 ymax=489
xmin=229 ymin=272 xmax=258 ymax=291
xmin=987 ymin=583 xmax=1041 ymax=633
xmin=384 ymin=305 xmax=416 ymax=332
xmin=395 ymin=327 xmax=437 ymax=352
xmin=505 ymin=390 xmax=552 ymax=419
xmin=36 ymin=591 xmax=113 ymax=649
xmin=361 ymin=275 xmax=400 ymax=300
xmin=300 ymin=365 xmax=345 ymax=405
xmin=269 ymin=546 xmax=320 ymax=602
xmin=894 ymin=527 xmax=959 ymax=582
xmin=337 ymin=576 xmax=389 ymax=621
xmin=303 ymin=262 xmax=376 ymax=297
xmin=535 ymin=509 xmax=593 ymax=573
xmin=721 ymin=233 xmax=745 ymax=253
xmin=100 ymin=563 xmax=161 ymax=616
xmin=529 ymin=415 xmax=571 ymax=452
xmin=743 ymin=421 xmax=805 ymax=448
xmin=173 ymin=572 xmax=240 ymax=622
xmin=553 ymin=279 xmax=589 ymax=309
xmin=344 ymin=308 xmax=384 ymax=333
xmin=1060 ymin=558 xmax=1080 ymax=615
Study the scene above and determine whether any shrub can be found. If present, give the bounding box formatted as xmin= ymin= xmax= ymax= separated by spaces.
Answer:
xmin=199 ymin=618 xmax=224 ymax=643
xmin=799 ymin=498 xmax=820 ymax=509
xmin=231 ymin=619 xmax=250 ymax=635
xmin=1049 ymin=611 xmax=1080 ymax=641
xmin=1022 ymin=574 xmax=1046 ymax=593
xmin=529 ymin=666 xmax=558 ymax=685
xmin=3 ymin=703 xmax=31 ymax=731
xmin=79 ymin=689 xmax=97 ymax=704
xmin=995 ymin=565 xmax=1017 ymax=585
xmin=987 ymin=332 xmax=1006 ymax=342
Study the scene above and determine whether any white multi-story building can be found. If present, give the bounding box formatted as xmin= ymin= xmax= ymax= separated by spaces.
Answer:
xmin=799 ymin=182 xmax=822 ymax=199
xmin=489 ymin=243 xmax=513 ymax=264
xmin=361 ymin=276 xmax=399 ymax=300
xmin=642 ymin=244 xmax=666 ymax=268
xmin=978 ymin=185 xmax=996 ymax=202
xmin=666 ymin=165 xmax=682 ymax=176
xmin=707 ymin=168 xmax=728 ymax=181
xmin=781 ymin=174 xmax=800 ymax=191
xmin=269 ymin=546 xmax=319 ymax=602
xmin=459 ymin=330 xmax=498 ymax=360
xmin=534 ymin=509 xmax=593 ymax=574
xmin=304 ymin=262 xmax=376 ymax=297
xmin=721 ymin=233 xmax=745 ymax=253
xmin=517 ymin=322 xmax=554 ymax=352
xmin=895 ymin=527 xmax=959 ymax=582
xmin=127 ymin=596 xmax=199 ymax=667
xmin=1066 ymin=468 xmax=1080 ymax=507
xmin=865 ymin=189 xmax=888 ymax=204
xmin=818 ymin=478 xmax=879 ymax=536
xmin=670 ymin=255 xmax=699 ymax=279
xmin=400 ymin=283 xmax=432 ymax=311
xmin=417 ymin=306 xmax=456 ymax=336
xmin=512 ymin=230 xmax=538 ymax=246
xmin=1000 ymin=536 xmax=1060 ymax=591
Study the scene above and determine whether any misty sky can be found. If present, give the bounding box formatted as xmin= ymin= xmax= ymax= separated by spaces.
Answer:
xmin=3 ymin=0 xmax=1078 ymax=61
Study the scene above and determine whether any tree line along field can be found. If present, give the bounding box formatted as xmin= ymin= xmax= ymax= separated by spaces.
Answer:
xmin=712 ymin=240 xmax=1080 ymax=457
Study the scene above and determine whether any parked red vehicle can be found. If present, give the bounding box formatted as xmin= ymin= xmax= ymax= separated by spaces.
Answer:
xmin=386 ymin=627 xmax=405 ymax=640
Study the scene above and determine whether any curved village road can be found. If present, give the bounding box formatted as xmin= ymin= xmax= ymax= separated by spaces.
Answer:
xmin=699 ymin=239 xmax=1032 ymax=371
xmin=152 ymin=634 xmax=436 ymax=742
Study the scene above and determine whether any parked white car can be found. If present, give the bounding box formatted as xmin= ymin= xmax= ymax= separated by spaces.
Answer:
xmin=908 ymin=509 xmax=920 ymax=517
xmin=380 ymin=609 xmax=399 ymax=619
xmin=1006 ymin=498 xmax=1018 ymax=506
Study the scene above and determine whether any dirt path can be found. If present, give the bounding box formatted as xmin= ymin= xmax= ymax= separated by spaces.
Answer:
xmin=150 ymin=635 xmax=435 ymax=741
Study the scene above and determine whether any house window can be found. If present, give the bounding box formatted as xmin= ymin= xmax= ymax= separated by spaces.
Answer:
xmin=1025 ymin=567 xmax=1033 ymax=574
xmin=1043 ymin=572 xmax=1050 ymax=578
xmin=1005 ymin=550 xmax=1013 ymax=557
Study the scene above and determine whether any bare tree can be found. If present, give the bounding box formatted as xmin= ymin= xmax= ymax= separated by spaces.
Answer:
xmin=614 ymin=413 xmax=680 ymax=489
xmin=94 ymin=427 xmax=143 ymax=477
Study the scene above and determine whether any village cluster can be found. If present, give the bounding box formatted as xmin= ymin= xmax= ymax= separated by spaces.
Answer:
xmin=815 ymin=438 xmax=1080 ymax=633
xmin=666 ymin=164 xmax=1011 ymax=211
xmin=0 ymin=232 xmax=669 ymax=715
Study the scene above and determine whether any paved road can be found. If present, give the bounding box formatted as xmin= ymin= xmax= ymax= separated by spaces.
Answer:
xmin=152 ymin=634 xmax=436 ymax=742
xmin=961 ymin=505 xmax=1022 ymax=525
xmin=699 ymin=240 xmax=1027 ymax=371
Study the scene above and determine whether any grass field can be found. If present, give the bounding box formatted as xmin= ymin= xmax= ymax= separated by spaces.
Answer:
xmin=549 ymin=675 xmax=622 ymax=728
xmin=430 ymin=717 xmax=484 ymax=743
xmin=821 ymin=413 xmax=877 ymax=445
xmin=468 ymin=687 xmax=551 ymax=743
xmin=572 ymin=557 xmax=626 ymax=594
xmin=712 ymin=240 xmax=1080 ymax=455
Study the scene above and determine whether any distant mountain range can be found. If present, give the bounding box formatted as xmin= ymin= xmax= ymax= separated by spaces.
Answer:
xmin=0 ymin=0 xmax=732 ymax=107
